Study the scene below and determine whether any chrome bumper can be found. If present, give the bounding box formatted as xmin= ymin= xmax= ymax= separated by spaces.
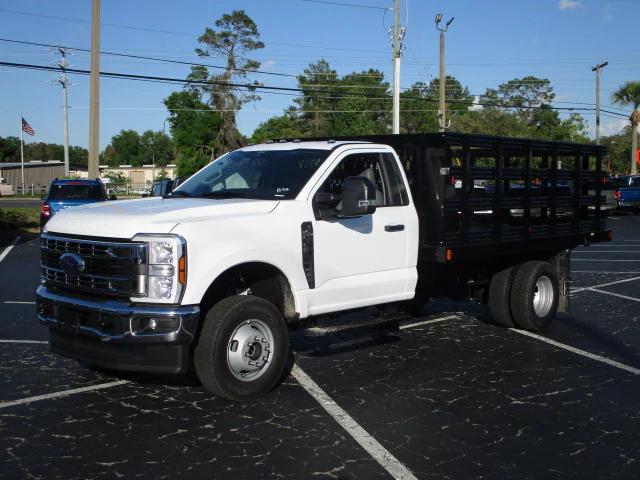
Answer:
xmin=36 ymin=286 xmax=200 ymax=345
xmin=37 ymin=286 xmax=201 ymax=374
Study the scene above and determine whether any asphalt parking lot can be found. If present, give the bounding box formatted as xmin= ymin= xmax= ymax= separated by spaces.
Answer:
xmin=1 ymin=215 xmax=639 ymax=480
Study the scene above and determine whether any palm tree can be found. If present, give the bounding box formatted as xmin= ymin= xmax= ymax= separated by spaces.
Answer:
xmin=612 ymin=81 xmax=640 ymax=175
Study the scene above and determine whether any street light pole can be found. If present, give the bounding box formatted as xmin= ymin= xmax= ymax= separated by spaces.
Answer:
xmin=592 ymin=61 xmax=608 ymax=145
xmin=58 ymin=47 xmax=70 ymax=177
xmin=435 ymin=14 xmax=454 ymax=132
xmin=392 ymin=0 xmax=404 ymax=134
xmin=88 ymin=0 xmax=100 ymax=179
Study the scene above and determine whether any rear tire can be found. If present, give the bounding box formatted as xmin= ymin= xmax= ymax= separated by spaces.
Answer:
xmin=194 ymin=295 xmax=289 ymax=401
xmin=488 ymin=266 xmax=517 ymax=327
xmin=510 ymin=261 xmax=559 ymax=332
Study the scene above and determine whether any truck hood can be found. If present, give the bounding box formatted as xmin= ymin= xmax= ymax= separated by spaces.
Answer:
xmin=44 ymin=197 xmax=280 ymax=238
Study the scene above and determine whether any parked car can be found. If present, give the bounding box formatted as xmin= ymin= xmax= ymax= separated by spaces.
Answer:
xmin=144 ymin=177 xmax=185 ymax=197
xmin=40 ymin=179 xmax=115 ymax=229
xmin=37 ymin=133 xmax=610 ymax=401
xmin=611 ymin=175 xmax=640 ymax=212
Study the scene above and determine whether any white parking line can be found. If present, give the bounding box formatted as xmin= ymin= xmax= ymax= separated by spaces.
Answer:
xmin=572 ymin=259 xmax=640 ymax=262
xmin=573 ymin=251 xmax=640 ymax=253
xmin=576 ymin=245 xmax=640 ymax=248
xmin=509 ymin=329 xmax=640 ymax=376
xmin=3 ymin=301 xmax=36 ymax=304
xmin=572 ymin=271 xmax=640 ymax=273
xmin=0 ymin=380 xmax=130 ymax=410
xmin=586 ymin=288 xmax=640 ymax=303
xmin=572 ymin=275 xmax=640 ymax=293
xmin=0 ymin=236 xmax=21 ymax=263
xmin=291 ymin=364 xmax=418 ymax=480
xmin=399 ymin=315 xmax=460 ymax=330
xmin=0 ymin=339 xmax=47 ymax=344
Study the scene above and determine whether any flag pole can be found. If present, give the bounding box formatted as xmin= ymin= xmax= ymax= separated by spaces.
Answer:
xmin=20 ymin=115 xmax=25 ymax=195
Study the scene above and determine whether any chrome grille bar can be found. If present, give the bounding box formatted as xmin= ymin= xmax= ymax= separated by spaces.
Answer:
xmin=41 ymin=233 xmax=147 ymax=298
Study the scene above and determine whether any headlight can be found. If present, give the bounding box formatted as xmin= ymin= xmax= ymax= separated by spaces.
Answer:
xmin=132 ymin=234 xmax=186 ymax=304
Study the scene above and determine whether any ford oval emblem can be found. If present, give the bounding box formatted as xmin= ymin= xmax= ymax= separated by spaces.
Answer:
xmin=59 ymin=253 xmax=85 ymax=276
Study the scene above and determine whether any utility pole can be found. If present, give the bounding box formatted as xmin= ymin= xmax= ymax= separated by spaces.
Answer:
xmin=391 ymin=0 xmax=405 ymax=134
xmin=58 ymin=47 xmax=70 ymax=177
xmin=592 ymin=61 xmax=608 ymax=145
xmin=435 ymin=14 xmax=454 ymax=132
xmin=88 ymin=0 xmax=100 ymax=179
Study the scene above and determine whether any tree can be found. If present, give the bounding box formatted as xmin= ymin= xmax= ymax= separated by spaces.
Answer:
xmin=104 ymin=130 xmax=140 ymax=166
xmin=612 ymin=81 xmax=640 ymax=175
xmin=193 ymin=10 xmax=265 ymax=154
xmin=0 ymin=136 xmax=21 ymax=162
xmin=294 ymin=60 xmax=339 ymax=136
xmin=102 ymin=130 xmax=174 ymax=167
xmin=0 ymin=136 xmax=88 ymax=165
xmin=401 ymin=76 xmax=473 ymax=133
xmin=138 ymin=130 xmax=174 ymax=167
xmin=251 ymin=114 xmax=305 ymax=143
xmin=102 ymin=171 xmax=129 ymax=189
xmin=164 ymin=89 xmax=221 ymax=176
xmin=251 ymin=60 xmax=392 ymax=141
xmin=601 ymin=125 xmax=633 ymax=174
xmin=155 ymin=168 xmax=169 ymax=181
xmin=483 ymin=76 xmax=555 ymax=121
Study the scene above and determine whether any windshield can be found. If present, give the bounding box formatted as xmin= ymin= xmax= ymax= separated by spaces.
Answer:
xmin=48 ymin=184 xmax=105 ymax=201
xmin=172 ymin=149 xmax=329 ymax=200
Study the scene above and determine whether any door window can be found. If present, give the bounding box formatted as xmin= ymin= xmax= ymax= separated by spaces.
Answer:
xmin=314 ymin=152 xmax=407 ymax=215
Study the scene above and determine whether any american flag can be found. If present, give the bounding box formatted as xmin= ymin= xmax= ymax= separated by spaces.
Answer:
xmin=21 ymin=117 xmax=35 ymax=136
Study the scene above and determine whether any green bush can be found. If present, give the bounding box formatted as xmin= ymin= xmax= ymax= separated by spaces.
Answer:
xmin=0 ymin=208 xmax=39 ymax=230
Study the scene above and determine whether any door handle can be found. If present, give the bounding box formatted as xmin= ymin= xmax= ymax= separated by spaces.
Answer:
xmin=385 ymin=224 xmax=405 ymax=232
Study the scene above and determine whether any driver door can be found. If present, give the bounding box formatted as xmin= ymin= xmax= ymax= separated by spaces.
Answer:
xmin=307 ymin=149 xmax=414 ymax=315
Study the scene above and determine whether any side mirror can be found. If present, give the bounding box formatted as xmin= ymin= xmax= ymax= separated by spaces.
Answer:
xmin=341 ymin=176 xmax=377 ymax=217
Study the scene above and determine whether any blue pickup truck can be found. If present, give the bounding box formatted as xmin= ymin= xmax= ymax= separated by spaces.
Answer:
xmin=612 ymin=175 xmax=640 ymax=212
xmin=40 ymin=179 xmax=115 ymax=229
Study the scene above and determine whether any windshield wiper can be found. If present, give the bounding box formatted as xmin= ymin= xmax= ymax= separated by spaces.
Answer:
xmin=198 ymin=191 xmax=247 ymax=199
xmin=165 ymin=190 xmax=191 ymax=198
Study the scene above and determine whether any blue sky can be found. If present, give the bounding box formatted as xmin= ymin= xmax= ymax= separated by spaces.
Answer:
xmin=1 ymin=0 xmax=638 ymax=150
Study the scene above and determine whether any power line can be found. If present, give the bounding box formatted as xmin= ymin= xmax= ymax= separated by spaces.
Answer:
xmin=0 ymin=37 xmax=297 ymax=79
xmin=1 ymin=60 xmax=621 ymax=117
xmin=0 ymin=8 xmax=390 ymax=55
xmin=301 ymin=0 xmax=391 ymax=10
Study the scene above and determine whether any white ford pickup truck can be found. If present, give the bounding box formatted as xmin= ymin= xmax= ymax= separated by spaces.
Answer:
xmin=37 ymin=133 xmax=611 ymax=400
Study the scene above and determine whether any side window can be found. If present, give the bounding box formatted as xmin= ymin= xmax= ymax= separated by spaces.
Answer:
xmin=315 ymin=153 xmax=389 ymax=210
xmin=630 ymin=177 xmax=640 ymax=187
xmin=381 ymin=153 xmax=409 ymax=206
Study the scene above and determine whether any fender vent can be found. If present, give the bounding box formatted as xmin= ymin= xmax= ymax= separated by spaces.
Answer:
xmin=301 ymin=222 xmax=315 ymax=289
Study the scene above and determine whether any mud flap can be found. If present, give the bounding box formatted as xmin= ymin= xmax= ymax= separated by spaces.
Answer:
xmin=549 ymin=249 xmax=571 ymax=313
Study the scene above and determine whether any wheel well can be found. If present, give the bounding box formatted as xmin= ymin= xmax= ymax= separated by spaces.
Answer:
xmin=200 ymin=262 xmax=297 ymax=322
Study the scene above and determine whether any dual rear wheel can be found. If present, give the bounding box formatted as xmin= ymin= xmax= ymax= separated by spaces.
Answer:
xmin=489 ymin=261 xmax=559 ymax=331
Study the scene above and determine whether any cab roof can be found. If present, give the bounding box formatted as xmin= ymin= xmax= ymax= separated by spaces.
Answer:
xmin=52 ymin=178 xmax=102 ymax=184
xmin=242 ymin=140 xmax=372 ymax=151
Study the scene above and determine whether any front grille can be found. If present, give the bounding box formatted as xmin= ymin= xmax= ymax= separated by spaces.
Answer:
xmin=41 ymin=234 xmax=147 ymax=298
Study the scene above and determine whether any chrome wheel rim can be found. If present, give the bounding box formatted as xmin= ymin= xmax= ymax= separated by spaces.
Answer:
xmin=533 ymin=275 xmax=554 ymax=318
xmin=227 ymin=319 xmax=274 ymax=382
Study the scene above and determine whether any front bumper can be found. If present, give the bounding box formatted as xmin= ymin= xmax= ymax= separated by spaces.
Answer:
xmin=36 ymin=286 xmax=200 ymax=373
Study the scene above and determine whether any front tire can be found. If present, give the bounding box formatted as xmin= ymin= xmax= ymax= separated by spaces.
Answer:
xmin=194 ymin=295 xmax=289 ymax=401
xmin=510 ymin=261 xmax=559 ymax=331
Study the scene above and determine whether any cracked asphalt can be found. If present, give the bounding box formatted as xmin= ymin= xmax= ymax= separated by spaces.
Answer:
xmin=1 ymin=214 xmax=639 ymax=479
